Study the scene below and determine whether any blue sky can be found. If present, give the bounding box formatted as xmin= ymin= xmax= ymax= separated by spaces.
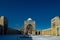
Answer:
xmin=0 ymin=0 xmax=60 ymax=30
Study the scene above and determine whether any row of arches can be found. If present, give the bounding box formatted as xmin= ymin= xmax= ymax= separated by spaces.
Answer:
xmin=35 ymin=31 xmax=40 ymax=35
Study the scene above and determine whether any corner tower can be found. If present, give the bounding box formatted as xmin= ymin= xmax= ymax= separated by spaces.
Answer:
xmin=0 ymin=16 xmax=8 ymax=34
xmin=51 ymin=16 xmax=60 ymax=36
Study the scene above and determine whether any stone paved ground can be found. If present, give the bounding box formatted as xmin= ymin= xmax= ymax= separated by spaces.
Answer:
xmin=0 ymin=35 xmax=60 ymax=40
xmin=31 ymin=35 xmax=60 ymax=40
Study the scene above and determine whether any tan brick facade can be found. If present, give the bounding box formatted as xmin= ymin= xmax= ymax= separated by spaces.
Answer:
xmin=40 ymin=28 xmax=52 ymax=35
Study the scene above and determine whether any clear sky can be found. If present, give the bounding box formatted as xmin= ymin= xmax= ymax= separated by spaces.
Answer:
xmin=0 ymin=0 xmax=60 ymax=30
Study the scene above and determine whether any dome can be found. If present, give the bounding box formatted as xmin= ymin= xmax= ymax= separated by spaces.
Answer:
xmin=27 ymin=18 xmax=32 ymax=21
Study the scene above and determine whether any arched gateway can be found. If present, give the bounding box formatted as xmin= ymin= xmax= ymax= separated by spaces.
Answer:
xmin=26 ymin=24 xmax=33 ymax=34
xmin=24 ymin=18 xmax=35 ymax=35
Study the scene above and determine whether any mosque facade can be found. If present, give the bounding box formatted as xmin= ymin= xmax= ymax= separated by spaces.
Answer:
xmin=23 ymin=16 xmax=60 ymax=36
xmin=0 ymin=16 xmax=60 ymax=36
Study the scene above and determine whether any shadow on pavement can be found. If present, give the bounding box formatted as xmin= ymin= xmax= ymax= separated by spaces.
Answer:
xmin=17 ymin=35 xmax=32 ymax=40
xmin=0 ymin=35 xmax=33 ymax=40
